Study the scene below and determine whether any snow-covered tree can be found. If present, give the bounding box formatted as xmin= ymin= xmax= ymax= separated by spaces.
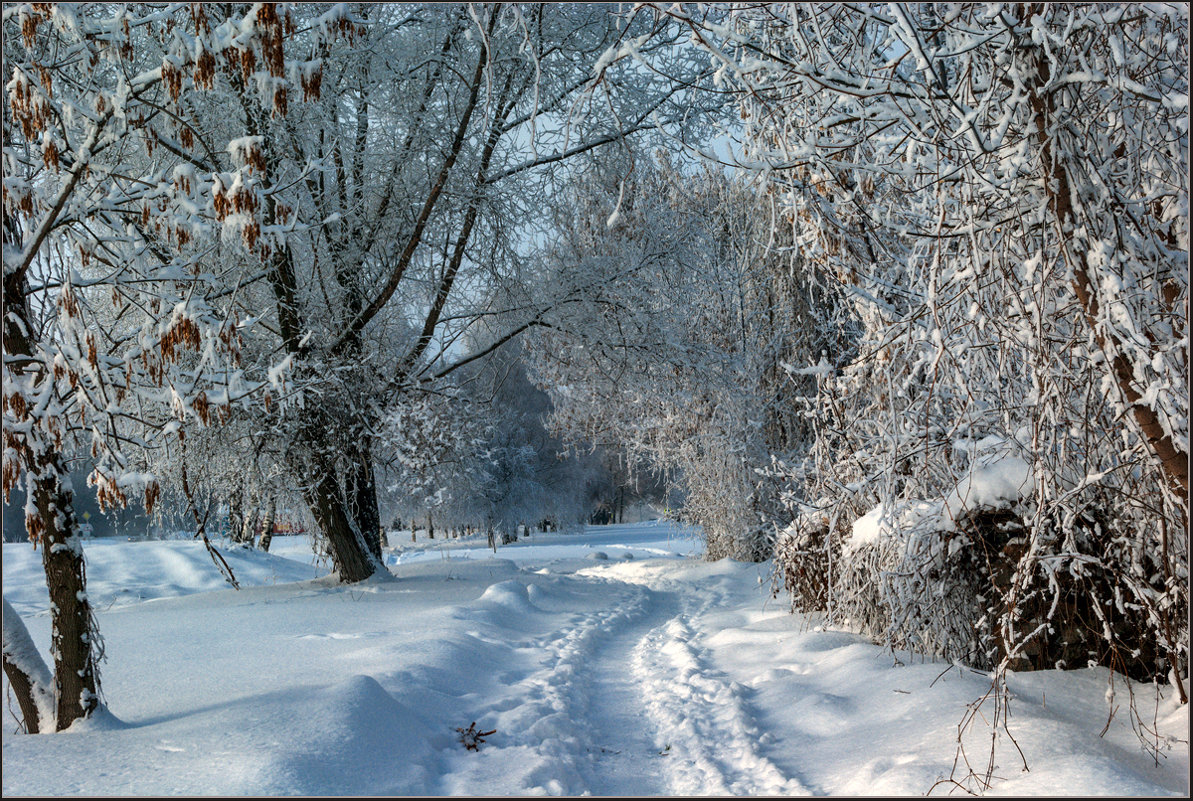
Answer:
xmin=378 ymin=341 xmax=611 ymax=544
xmin=2 ymin=2 xmax=315 ymax=731
xmin=152 ymin=2 xmax=714 ymax=581
xmin=624 ymin=3 xmax=1188 ymax=699
xmin=528 ymin=153 xmax=853 ymax=560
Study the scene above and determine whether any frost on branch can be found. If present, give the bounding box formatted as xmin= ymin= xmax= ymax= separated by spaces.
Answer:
xmin=631 ymin=2 xmax=1188 ymax=707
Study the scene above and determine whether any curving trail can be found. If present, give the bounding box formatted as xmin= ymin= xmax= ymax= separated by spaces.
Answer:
xmin=632 ymin=613 xmax=809 ymax=796
xmin=439 ymin=558 xmax=807 ymax=796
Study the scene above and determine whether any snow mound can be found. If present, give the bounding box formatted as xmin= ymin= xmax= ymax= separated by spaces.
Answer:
xmin=847 ymin=451 xmax=1035 ymax=551
xmin=252 ymin=675 xmax=433 ymax=796
xmin=60 ymin=706 xmax=130 ymax=733
xmin=2 ymin=539 xmax=326 ymax=615
xmin=476 ymin=580 xmax=541 ymax=614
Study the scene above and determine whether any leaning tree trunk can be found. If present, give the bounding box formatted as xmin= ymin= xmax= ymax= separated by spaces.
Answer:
xmin=1018 ymin=3 xmax=1189 ymax=703
xmin=1021 ymin=3 xmax=1189 ymax=504
xmin=2 ymin=597 xmax=55 ymax=733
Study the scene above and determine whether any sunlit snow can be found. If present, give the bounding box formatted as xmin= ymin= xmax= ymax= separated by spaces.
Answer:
xmin=2 ymin=522 xmax=1186 ymax=796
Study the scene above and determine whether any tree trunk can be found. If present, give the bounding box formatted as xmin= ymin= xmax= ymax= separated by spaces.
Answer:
xmin=347 ymin=443 xmax=382 ymax=560
xmin=34 ymin=455 xmax=102 ymax=729
xmin=4 ymin=257 xmax=101 ymax=732
xmin=238 ymin=501 xmax=259 ymax=547
xmin=427 ymin=512 xmax=434 ymax=540
xmin=228 ymin=489 xmax=244 ymax=542
xmin=258 ymin=497 xmax=276 ymax=552
xmin=301 ymin=452 xmax=382 ymax=583
xmin=2 ymin=597 xmax=54 ymax=733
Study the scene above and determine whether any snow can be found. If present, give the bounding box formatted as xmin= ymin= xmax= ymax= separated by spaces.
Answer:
xmin=3 ymin=522 xmax=1187 ymax=796
xmin=849 ymin=501 xmax=939 ymax=553
xmin=941 ymin=452 xmax=1034 ymax=526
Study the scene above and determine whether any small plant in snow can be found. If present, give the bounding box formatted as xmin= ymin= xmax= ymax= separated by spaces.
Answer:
xmin=455 ymin=721 xmax=497 ymax=751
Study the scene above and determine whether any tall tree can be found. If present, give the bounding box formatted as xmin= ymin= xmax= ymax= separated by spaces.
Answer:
xmin=190 ymin=2 xmax=714 ymax=580
xmin=2 ymin=2 xmax=310 ymax=730
xmin=528 ymin=155 xmax=853 ymax=560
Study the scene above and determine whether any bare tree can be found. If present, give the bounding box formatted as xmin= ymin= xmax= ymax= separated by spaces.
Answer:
xmin=528 ymin=154 xmax=851 ymax=560
xmin=163 ymin=3 xmax=714 ymax=581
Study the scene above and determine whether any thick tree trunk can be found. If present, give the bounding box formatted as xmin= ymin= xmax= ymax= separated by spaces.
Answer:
xmin=301 ymin=452 xmax=382 ymax=583
xmin=33 ymin=456 xmax=102 ymax=729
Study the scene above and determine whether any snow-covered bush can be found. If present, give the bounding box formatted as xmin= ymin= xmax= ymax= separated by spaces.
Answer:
xmin=623 ymin=3 xmax=1188 ymax=695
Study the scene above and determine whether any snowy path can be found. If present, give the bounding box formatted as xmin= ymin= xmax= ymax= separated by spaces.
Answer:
xmin=634 ymin=611 xmax=809 ymax=795
xmin=3 ymin=524 xmax=1188 ymax=797
xmin=607 ymin=563 xmax=810 ymax=795
xmin=438 ymin=562 xmax=807 ymax=796
xmin=434 ymin=569 xmax=684 ymax=795
xmin=582 ymin=590 xmax=680 ymax=796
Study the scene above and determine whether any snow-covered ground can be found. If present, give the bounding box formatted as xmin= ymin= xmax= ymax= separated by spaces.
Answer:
xmin=2 ymin=522 xmax=1188 ymax=796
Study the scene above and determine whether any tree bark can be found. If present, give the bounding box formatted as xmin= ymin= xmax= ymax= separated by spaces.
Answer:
xmin=34 ymin=455 xmax=102 ymax=729
xmin=3 ymin=264 xmax=102 ymax=731
xmin=238 ymin=499 xmax=259 ymax=546
xmin=228 ymin=489 xmax=244 ymax=543
xmin=258 ymin=497 xmax=276 ymax=552
xmin=301 ymin=451 xmax=382 ymax=583
xmin=348 ymin=444 xmax=382 ymax=560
